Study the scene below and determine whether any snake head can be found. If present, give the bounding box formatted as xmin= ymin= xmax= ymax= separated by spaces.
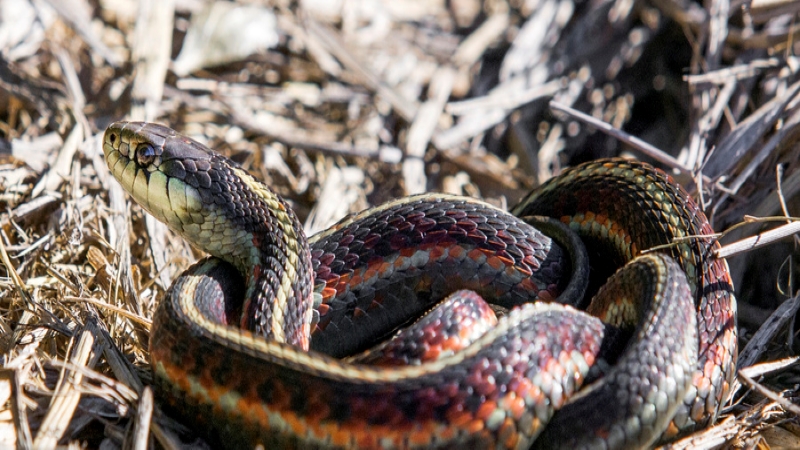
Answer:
xmin=104 ymin=121 xmax=275 ymax=265
xmin=103 ymin=121 xmax=315 ymax=347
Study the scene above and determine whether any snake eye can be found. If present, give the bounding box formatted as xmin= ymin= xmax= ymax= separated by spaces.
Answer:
xmin=136 ymin=143 xmax=157 ymax=166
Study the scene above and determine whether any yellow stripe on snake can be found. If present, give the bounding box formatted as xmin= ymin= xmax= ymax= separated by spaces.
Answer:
xmin=103 ymin=121 xmax=736 ymax=449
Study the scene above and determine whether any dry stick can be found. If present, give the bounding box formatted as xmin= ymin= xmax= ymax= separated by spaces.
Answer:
xmin=30 ymin=124 xmax=82 ymax=198
xmin=9 ymin=197 xmax=60 ymax=228
xmin=40 ymin=0 xmax=121 ymax=67
xmin=705 ymin=79 xmax=800 ymax=179
xmin=149 ymin=418 xmax=185 ymax=450
xmin=446 ymin=79 xmax=563 ymax=116
xmin=684 ymin=57 xmax=782 ymax=86
xmin=548 ymin=101 xmax=715 ymax=186
xmin=61 ymin=296 xmax=152 ymax=328
xmin=712 ymin=162 xmax=800 ymax=259
xmin=750 ymin=0 xmax=800 ymax=23
xmin=776 ymin=164 xmax=793 ymax=220
xmin=738 ymin=370 xmax=800 ymax=417
xmin=0 ymin=231 xmax=69 ymax=342
xmin=452 ymin=13 xmax=510 ymax=67
xmin=6 ymin=131 xmax=63 ymax=173
xmin=2 ymin=369 xmax=32 ymax=450
xmin=740 ymin=161 xmax=800 ymax=225
xmin=434 ymin=80 xmax=562 ymax=151
xmin=131 ymin=387 xmax=154 ymax=450
xmin=705 ymin=0 xmax=729 ymax=71
xmin=47 ymin=357 xmax=140 ymax=413
xmin=649 ymin=0 xmax=708 ymax=27
xmin=305 ymin=19 xmax=418 ymax=122
xmin=175 ymin=77 xmax=370 ymax=107
xmin=0 ymin=53 xmax=65 ymax=116
xmin=655 ymin=415 xmax=738 ymax=450
xmin=726 ymin=108 xmax=800 ymax=196
xmin=715 ymin=219 xmax=800 ymax=259
xmin=433 ymin=107 xmax=510 ymax=151
xmin=739 ymin=356 xmax=800 ymax=379
xmin=279 ymin=13 xmax=342 ymax=76
xmin=226 ymin=106 xmax=380 ymax=158
xmin=43 ymin=262 xmax=81 ymax=295
xmin=130 ymin=0 xmax=174 ymax=122
xmin=167 ymin=83 xmax=387 ymax=159
xmin=404 ymin=67 xmax=456 ymax=195
xmin=436 ymin=2 xmax=565 ymax=153
xmin=55 ymin=48 xmax=91 ymax=136
xmin=773 ymin=172 xmax=799 ymax=357
xmin=684 ymin=79 xmax=736 ymax=170
xmin=737 ymin=292 xmax=800 ymax=370
xmin=32 ymin=322 xmax=104 ymax=449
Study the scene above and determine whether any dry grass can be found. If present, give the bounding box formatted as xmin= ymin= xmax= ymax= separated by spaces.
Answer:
xmin=1 ymin=0 xmax=800 ymax=448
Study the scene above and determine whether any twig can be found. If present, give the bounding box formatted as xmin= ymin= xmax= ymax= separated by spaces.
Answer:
xmin=548 ymin=101 xmax=714 ymax=186
xmin=715 ymin=219 xmax=800 ymax=259
xmin=738 ymin=370 xmax=800 ymax=417
xmin=61 ymin=296 xmax=152 ymax=328
xmin=304 ymin=19 xmax=418 ymax=122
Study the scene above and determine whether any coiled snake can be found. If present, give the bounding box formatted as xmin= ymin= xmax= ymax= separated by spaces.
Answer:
xmin=103 ymin=121 xmax=737 ymax=449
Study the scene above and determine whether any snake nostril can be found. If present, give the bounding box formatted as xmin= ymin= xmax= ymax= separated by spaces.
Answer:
xmin=109 ymin=133 xmax=117 ymax=144
xmin=136 ymin=143 xmax=157 ymax=166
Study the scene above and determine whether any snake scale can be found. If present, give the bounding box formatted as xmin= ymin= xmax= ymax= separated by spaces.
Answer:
xmin=103 ymin=121 xmax=737 ymax=449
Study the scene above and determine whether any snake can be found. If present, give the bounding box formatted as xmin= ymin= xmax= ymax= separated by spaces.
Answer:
xmin=102 ymin=121 xmax=737 ymax=449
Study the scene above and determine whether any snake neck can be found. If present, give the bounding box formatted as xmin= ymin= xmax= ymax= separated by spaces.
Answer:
xmin=224 ymin=164 xmax=315 ymax=349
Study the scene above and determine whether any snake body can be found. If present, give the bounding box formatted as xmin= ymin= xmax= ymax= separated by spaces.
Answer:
xmin=103 ymin=121 xmax=737 ymax=449
xmin=512 ymin=161 xmax=738 ymax=446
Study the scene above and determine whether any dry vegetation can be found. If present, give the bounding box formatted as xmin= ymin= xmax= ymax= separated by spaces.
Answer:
xmin=2 ymin=0 xmax=800 ymax=448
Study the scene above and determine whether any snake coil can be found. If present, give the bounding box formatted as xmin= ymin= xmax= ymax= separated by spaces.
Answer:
xmin=104 ymin=121 xmax=736 ymax=449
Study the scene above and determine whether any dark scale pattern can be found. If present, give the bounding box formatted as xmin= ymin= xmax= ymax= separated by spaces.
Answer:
xmin=150 ymin=261 xmax=606 ymax=449
xmin=105 ymin=122 xmax=736 ymax=450
xmin=532 ymin=255 xmax=697 ymax=449
xmin=349 ymin=290 xmax=499 ymax=366
xmin=512 ymin=158 xmax=737 ymax=436
xmin=309 ymin=195 xmax=571 ymax=357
